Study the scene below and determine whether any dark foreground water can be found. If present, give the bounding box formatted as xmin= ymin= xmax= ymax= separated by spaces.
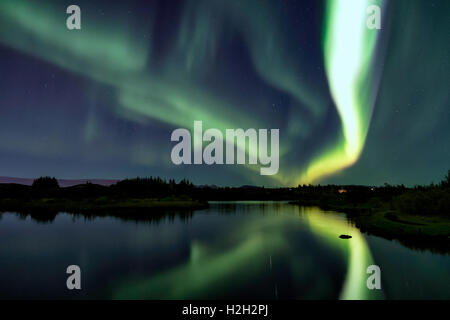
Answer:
xmin=0 ymin=202 xmax=448 ymax=299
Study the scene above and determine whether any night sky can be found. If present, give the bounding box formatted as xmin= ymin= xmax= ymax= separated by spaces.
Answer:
xmin=0 ymin=0 xmax=449 ymax=187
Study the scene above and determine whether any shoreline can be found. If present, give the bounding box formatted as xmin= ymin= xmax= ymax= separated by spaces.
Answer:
xmin=1 ymin=193 xmax=448 ymax=252
xmin=290 ymin=200 xmax=450 ymax=252
xmin=0 ymin=198 xmax=209 ymax=215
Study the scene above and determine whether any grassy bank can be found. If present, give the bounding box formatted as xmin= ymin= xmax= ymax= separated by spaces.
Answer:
xmin=0 ymin=197 xmax=209 ymax=215
xmin=291 ymin=200 xmax=450 ymax=252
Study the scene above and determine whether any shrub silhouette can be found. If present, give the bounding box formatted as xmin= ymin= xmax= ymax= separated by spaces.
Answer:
xmin=32 ymin=176 xmax=59 ymax=189
xmin=31 ymin=177 xmax=59 ymax=197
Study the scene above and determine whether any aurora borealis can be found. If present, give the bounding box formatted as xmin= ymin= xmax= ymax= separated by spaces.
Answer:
xmin=0 ymin=0 xmax=449 ymax=186
xmin=300 ymin=0 xmax=382 ymax=183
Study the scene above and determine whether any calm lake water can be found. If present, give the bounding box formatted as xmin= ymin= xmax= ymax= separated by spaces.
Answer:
xmin=0 ymin=201 xmax=448 ymax=299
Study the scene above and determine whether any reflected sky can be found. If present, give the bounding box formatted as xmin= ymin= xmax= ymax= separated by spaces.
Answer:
xmin=112 ymin=205 xmax=382 ymax=299
xmin=2 ymin=203 xmax=446 ymax=299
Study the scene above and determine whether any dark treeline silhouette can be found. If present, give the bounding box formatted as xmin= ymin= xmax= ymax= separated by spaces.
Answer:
xmin=0 ymin=170 xmax=449 ymax=218
xmin=393 ymin=173 xmax=450 ymax=216
xmin=112 ymin=177 xmax=194 ymax=199
xmin=290 ymin=171 xmax=450 ymax=217
xmin=0 ymin=177 xmax=204 ymax=216
xmin=0 ymin=177 xmax=196 ymax=200
xmin=197 ymin=171 xmax=450 ymax=218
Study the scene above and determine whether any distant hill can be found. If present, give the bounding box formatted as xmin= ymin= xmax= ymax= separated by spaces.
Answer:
xmin=196 ymin=184 xmax=219 ymax=189
xmin=0 ymin=177 xmax=118 ymax=187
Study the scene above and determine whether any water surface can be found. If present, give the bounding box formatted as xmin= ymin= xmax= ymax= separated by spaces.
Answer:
xmin=0 ymin=202 xmax=448 ymax=299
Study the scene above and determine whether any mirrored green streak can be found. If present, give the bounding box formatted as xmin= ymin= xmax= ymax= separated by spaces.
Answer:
xmin=112 ymin=207 xmax=381 ymax=300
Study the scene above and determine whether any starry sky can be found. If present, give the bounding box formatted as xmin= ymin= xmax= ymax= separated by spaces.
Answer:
xmin=0 ymin=0 xmax=448 ymax=187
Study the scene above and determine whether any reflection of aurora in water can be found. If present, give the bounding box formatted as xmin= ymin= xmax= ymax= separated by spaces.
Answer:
xmin=0 ymin=203 xmax=448 ymax=299
xmin=303 ymin=207 xmax=381 ymax=300
xmin=112 ymin=205 xmax=382 ymax=300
